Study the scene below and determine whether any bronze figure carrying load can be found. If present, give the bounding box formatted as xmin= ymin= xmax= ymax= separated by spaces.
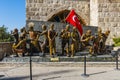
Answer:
xmin=81 ymin=30 xmax=94 ymax=55
xmin=93 ymin=28 xmax=110 ymax=55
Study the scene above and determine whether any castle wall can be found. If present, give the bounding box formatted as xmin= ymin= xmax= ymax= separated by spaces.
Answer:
xmin=26 ymin=0 xmax=90 ymax=25
xmin=26 ymin=0 xmax=120 ymax=45
xmin=98 ymin=0 xmax=120 ymax=45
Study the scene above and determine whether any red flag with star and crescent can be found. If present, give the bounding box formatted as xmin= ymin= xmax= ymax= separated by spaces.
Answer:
xmin=66 ymin=10 xmax=83 ymax=36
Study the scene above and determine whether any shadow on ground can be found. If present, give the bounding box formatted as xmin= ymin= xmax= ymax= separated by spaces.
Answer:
xmin=89 ymin=71 xmax=107 ymax=76
xmin=1 ymin=69 xmax=76 ymax=80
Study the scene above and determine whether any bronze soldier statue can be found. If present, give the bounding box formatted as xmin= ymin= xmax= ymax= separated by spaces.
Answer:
xmin=70 ymin=27 xmax=79 ymax=57
xmin=74 ymin=27 xmax=80 ymax=52
xmin=81 ymin=30 xmax=94 ymax=55
xmin=12 ymin=28 xmax=27 ymax=57
xmin=93 ymin=27 xmax=110 ymax=55
xmin=12 ymin=28 xmax=19 ymax=56
xmin=104 ymin=29 xmax=110 ymax=41
xmin=28 ymin=22 xmax=41 ymax=53
xmin=18 ymin=27 xmax=27 ymax=56
xmin=40 ymin=24 xmax=49 ymax=57
xmin=12 ymin=28 xmax=19 ymax=45
xmin=97 ymin=28 xmax=110 ymax=54
xmin=102 ymin=29 xmax=110 ymax=54
xmin=19 ymin=27 xmax=27 ymax=40
xmin=59 ymin=25 xmax=71 ymax=56
xmin=92 ymin=28 xmax=102 ymax=55
xmin=97 ymin=28 xmax=104 ymax=54
xmin=48 ymin=24 xmax=57 ymax=57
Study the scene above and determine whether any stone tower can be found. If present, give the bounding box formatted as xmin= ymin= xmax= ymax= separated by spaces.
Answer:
xmin=26 ymin=0 xmax=120 ymax=45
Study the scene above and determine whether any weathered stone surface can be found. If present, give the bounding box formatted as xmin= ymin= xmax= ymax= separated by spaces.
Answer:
xmin=0 ymin=42 xmax=13 ymax=60
xmin=26 ymin=0 xmax=90 ymax=24
xmin=98 ymin=1 xmax=120 ymax=45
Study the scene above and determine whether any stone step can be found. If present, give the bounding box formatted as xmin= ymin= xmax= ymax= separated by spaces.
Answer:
xmin=0 ymin=62 xmax=120 ymax=67
xmin=1 ymin=55 xmax=116 ymax=63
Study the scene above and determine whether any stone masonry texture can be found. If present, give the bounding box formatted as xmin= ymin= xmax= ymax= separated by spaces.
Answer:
xmin=26 ymin=0 xmax=120 ymax=45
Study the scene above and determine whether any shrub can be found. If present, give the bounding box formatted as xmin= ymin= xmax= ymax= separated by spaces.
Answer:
xmin=113 ymin=37 xmax=120 ymax=47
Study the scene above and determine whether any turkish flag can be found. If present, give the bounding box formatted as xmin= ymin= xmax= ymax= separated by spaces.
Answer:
xmin=66 ymin=10 xmax=83 ymax=36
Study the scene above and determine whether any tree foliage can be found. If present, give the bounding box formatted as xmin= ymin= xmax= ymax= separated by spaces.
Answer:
xmin=0 ymin=25 xmax=13 ymax=42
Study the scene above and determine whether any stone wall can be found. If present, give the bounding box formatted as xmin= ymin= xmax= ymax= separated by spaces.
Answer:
xmin=26 ymin=0 xmax=120 ymax=45
xmin=0 ymin=42 xmax=13 ymax=60
xmin=26 ymin=0 xmax=90 ymax=25
xmin=98 ymin=0 xmax=120 ymax=45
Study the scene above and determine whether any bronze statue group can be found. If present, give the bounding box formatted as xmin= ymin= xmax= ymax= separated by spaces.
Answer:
xmin=11 ymin=22 xmax=110 ymax=57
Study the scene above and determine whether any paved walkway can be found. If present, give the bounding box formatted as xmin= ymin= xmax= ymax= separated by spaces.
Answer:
xmin=0 ymin=65 xmax=120 ymax=80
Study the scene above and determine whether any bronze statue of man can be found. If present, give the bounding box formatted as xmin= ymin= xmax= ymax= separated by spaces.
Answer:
xmin=48 ymin=24 xmax=57 ymax=57
xmin=19 ymin=27 xmax=27 ymax=40
xmin=12 ymin=28 xmax=19 ymax=45
xmin=40 ymin=25 xmax=49 ymax=57
xmin=81 ymin=30 xmax=94 ymax=55
xmin=70 ymin=27 xmax=79 ymax=57
xmin=81 ymin=30 xmax=93 ymax=47
xmin=28 ymin=22 xmax=41 ymax=53
xmin=104 ymin=29 xmax=110 ymax=41
xmin=12 ymin=28 xmax=19 ymax=56
xmin=59 ymin=25 xmax=71 ymax=56
xmin=93 ymin=28 xmax=109 ymax=55
xmin=96 ymin=28 xmax=110 ymax=54
xmin=12 ymin=28 xmax=27 ymax=57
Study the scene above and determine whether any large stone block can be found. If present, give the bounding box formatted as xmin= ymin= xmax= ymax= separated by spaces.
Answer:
xmin=99 ymin=18 xmax=104 ymax=22
xmin=104 ymin=17 xmax=109 ymax=22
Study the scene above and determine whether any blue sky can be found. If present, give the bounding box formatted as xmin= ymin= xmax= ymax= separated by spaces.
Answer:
xmin=0 ymin=0 xmax=25 ymax=32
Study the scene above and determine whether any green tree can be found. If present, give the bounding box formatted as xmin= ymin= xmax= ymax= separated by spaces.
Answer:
xmin=0 ymin=25 xmax=13 ymax=42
